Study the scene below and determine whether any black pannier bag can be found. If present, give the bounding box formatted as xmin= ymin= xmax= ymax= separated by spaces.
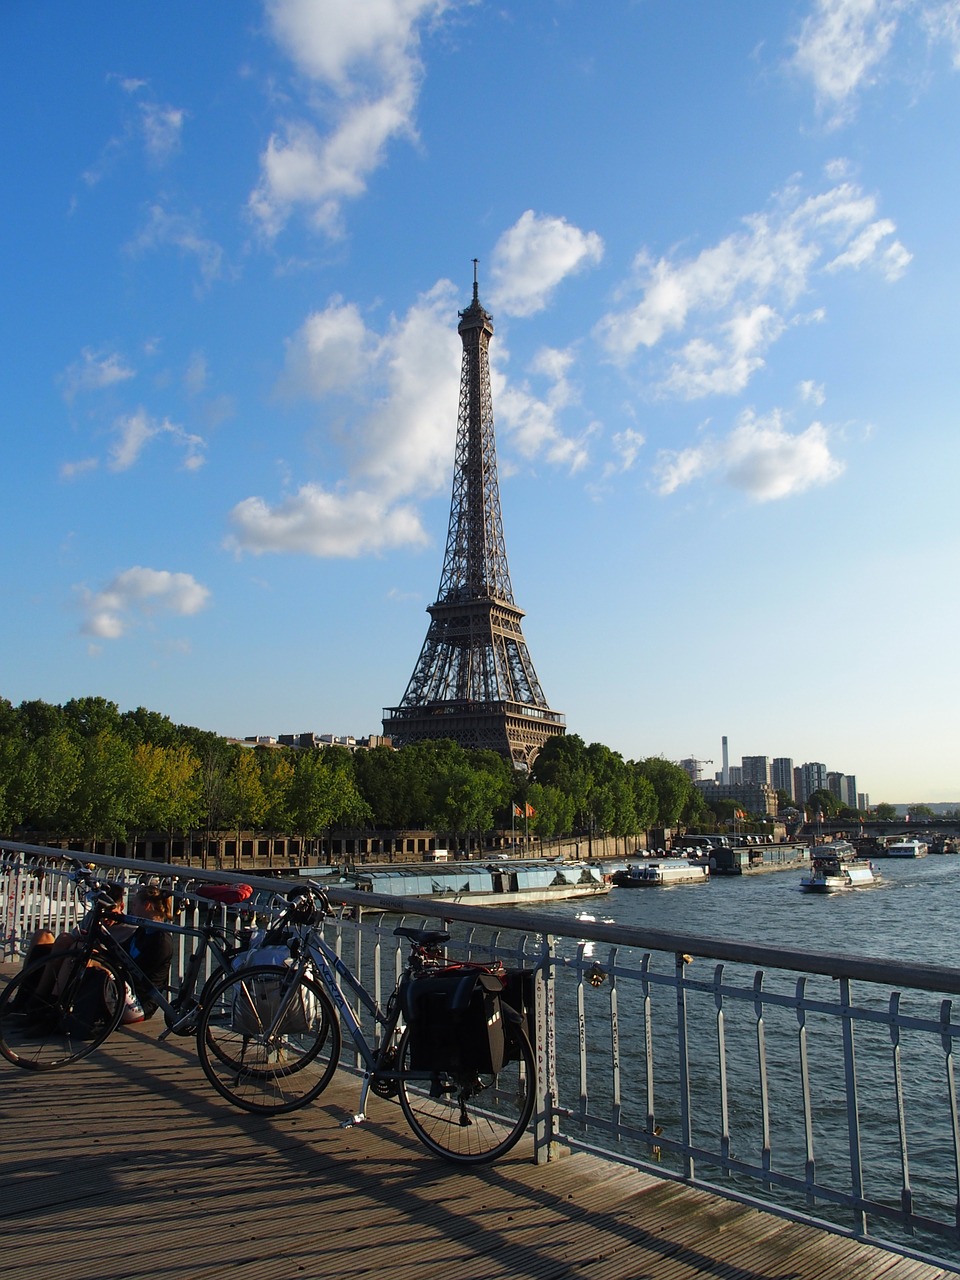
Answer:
xmin=500 ymin=969 xmax=537 ymax=1062
xmin=404 ymin=969 xmax=507 ymax=1075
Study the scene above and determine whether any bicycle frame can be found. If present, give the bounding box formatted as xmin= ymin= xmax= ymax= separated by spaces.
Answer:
xmin=87 ymin=907 xmax=237 ymax=1036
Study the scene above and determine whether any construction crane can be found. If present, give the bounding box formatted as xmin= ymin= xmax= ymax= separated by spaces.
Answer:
xmin=680 ymin=756 xmax=713 ymax=781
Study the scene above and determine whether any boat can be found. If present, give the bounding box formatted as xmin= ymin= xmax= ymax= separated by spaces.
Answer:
xmin=800 ymin=843 xmax=880 ymax=893
xmin=612 ymin=858 xmax=710 ymax=887
xmin=881 ymin=838 xmax=929 ymax=859
xmin=349 ymin=859 xmax=611 ymax=907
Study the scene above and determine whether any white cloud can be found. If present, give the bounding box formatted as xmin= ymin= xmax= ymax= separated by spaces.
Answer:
xmin=793 ymin=1 xmax=960 ymax=120
xmin=655 ymin=408 xmax=845 ymax=501
xmin=140 ymin=101 xmax=186 ymax=163
xmin=922 ymin=1 xmax=960 ymax=68
xmin=489 ymin=211 xmax=604 ymax=317
xmin=250 ymin=0 xmax=449 ymax=236
xmin=277 ymin=298 xmax=376 ymax=397
xmin=228 ymin=276 xmax=588 ymax=557
xmin=494 ymin=345 xmax=592 ymax=471
xmin=108 ymin=408 xmax=207 ymax=473
xmin=184 ymin=351 xmax=208 ymax=396
xmin=595 ymin=173 xmax=909 ymax=399
xmin=799 ymin=379 xmax=827 ymax=405
xmin=60 ymin=348 xmax=135 ymax=402
xmin=127 ymin=204 xmax=227 ymax=289
xmin=79 ymin=567 xmax=210 ymax=639
xmin=228 ymin=486 xmax=429 ymax=558
xmin=60 ymin=458 xmax=99 ymax=481
xmin=793 ymin=0 xmax=901 ymax=121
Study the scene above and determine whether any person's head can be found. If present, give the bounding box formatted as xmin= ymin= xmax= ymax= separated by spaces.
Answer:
xmin=130 ymin=883 xmax=174 ymax=923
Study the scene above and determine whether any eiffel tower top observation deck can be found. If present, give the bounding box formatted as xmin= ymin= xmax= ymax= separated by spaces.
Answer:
xmin=382 ymin=267 xmax=565 ymax=768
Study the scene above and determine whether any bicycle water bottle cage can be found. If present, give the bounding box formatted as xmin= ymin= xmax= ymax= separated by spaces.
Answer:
xmin=196 ymin=884 xmax=253 ymax=906
xmin=394 ymin=927 xmax=450 ymax=947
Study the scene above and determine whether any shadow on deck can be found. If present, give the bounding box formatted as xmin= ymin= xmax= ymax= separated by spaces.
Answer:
xmin=0 ymin=1021 xmax=954 ymax=1280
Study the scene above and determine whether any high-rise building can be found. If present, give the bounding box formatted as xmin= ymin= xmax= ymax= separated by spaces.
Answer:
xmin=771 ymin=757 xmax=795 ymax=801
xmin=382 ymin=270 xmax=565 ymax=767
xmin=742 ymin=756 xmax=771 ymax=786
xmin=797 ymin=762 xmax=828 ymax=806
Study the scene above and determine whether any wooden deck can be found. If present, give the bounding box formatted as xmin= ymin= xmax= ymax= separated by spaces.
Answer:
xmin=1 ymin=1023 xmax=956 ymax=1280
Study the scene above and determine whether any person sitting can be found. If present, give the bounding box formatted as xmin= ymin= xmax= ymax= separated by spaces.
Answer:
xmin=118 ymin=883 xmax=175 ymax=1024
xmin=10 ymin=881 xmax=174 ymax=1030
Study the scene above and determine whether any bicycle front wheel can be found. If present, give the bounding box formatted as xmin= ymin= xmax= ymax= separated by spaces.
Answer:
xmin=196 ymin=964 xmax=341 ymax=1114
xmin=397 ymin=1026 xmax=536 ymax=1164
xmin=0 ymin=950 xmax=125 ymax=1071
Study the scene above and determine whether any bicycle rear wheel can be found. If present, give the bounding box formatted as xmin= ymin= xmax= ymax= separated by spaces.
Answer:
xmin=397 ymin=1025 xmax=536 ymax=1164
xmin=0 ymin=951 xmax=125 ymax=1071
xmin=196 ymin=964 xmax=341 ymax=1113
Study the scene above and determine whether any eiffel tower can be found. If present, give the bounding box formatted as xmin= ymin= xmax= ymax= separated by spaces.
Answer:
xmin=382 ymin=267 xmax=565 ymax=768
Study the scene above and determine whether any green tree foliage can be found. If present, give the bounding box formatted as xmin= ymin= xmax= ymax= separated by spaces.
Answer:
xmin=0 ymin=693 xmax=773 ymax=845
xmin=807 ymin=788 xmax=842 ymax=817
xmin=634 ymin=757 xmax=696 ymax=826
xmin=874 ymin=802 xmax=897 ymax=821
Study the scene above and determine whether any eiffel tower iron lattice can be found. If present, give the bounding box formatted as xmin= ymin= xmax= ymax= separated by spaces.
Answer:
xmin=382 ymin=269 xmax=565 ymax=768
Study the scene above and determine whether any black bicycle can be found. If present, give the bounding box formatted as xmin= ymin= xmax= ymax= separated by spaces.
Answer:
xmin=195 ymin=886 xmax=537 ymax=1165
xmin=0 ymin=864 xmax=275 ymax=1071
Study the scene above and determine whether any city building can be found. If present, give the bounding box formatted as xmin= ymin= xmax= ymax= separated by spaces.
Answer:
xmin=771 ymin=758 xmax=795 ymax=801
xmin=741 ymin=756 xmax=771 ymax=786
xmin=695 ymin=779 xmax=778 ymax=817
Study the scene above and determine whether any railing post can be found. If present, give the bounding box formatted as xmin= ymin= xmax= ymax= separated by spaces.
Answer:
xmin=676 ymin=951 xmax=694 ymax=1181
xmin=754 ymin=971 xmax=771 ymax=1186
xmin=534 ymin=933 xmax=559 ymax=1164
xmin=939 ymin=998 xmax=960 ymax=1233
xmin=840 ymin=975 xmax=866 ymax=1236
xmin=889 ymin=991 xmax=913 ymax=1225
xmin=796 ymin=976 xmax=816 ymax=1205
xmin=714 ymin=963 xmax=730 ymax=1172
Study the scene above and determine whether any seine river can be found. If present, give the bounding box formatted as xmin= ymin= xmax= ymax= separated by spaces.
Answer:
xmin=541 ymin=850 xmax=960 ymax=965
xmin=510 ymin=853 xmax=960 ymax=1264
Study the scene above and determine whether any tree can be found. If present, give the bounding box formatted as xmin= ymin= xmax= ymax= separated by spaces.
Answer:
xmin=225 ymin=750 xmax=268 ymax=835
xmin=807 ymin=789 xmax=841 ymax=818
xmin=130 ymin=743 xmax=203 ymax=835
xmin=634 ymin=757 xmax=694 ymax=826
xmin=875 ymin=802 xmax=897 ymax=821
xmin=260 ymin=751 xmax=296 ymax=832
xmin=532 ymin=735 xmax=592 ymax=827
xmin=907 ymin=803 xmax=935 ymax=821
xmin=70 ymin=730 xmax=136 ymax=843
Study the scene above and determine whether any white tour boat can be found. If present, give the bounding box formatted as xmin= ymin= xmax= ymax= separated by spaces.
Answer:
xmin=612 ymin=858 xmax=710 ymax=888
xmin=882 ymin=838 xmax=929 ymax=859
xmin=800 ymin=842 xmax=880 ymax=893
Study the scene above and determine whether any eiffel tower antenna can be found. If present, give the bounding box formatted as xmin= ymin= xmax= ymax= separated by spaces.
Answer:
xmin=382 ymin=266 xmax=565 ymax=767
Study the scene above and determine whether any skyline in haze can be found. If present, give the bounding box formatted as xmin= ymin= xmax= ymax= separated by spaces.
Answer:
xmin=3 ymin=2 xmax=959 ymax=804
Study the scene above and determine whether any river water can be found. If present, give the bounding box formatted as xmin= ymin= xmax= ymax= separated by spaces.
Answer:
xmin=509 ymin=854 xmax=960 ymax=1263
xmin=540 ymin=851 xmax=960 ymax=964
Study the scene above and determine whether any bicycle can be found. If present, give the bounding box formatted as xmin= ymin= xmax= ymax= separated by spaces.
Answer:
xmin=194 ymin=885 xmax=538 ymax=1165
xmin=0 ymin=863 xmax=296 ymax=1072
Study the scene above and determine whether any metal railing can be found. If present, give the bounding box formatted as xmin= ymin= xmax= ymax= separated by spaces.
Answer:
xmin=1 ymin=839 xmax=958 ymax=1270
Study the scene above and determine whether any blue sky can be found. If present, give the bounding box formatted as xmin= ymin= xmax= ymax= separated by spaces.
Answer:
xmin=2 ymin=1 xmax=958 ymax=803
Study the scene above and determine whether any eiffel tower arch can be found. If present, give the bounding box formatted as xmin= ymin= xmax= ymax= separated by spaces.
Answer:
xmin=382 ymin=269 xmax=565 ymax=769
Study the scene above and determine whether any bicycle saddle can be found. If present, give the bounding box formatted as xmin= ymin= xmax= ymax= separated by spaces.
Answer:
xmin=394 ymin=926 xmax=450 ymax=946
xmin=196 ymin=883 xmax=253 ymax=905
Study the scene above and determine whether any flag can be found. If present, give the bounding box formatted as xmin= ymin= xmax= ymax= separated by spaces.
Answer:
xmin=514 ymin=804 xmax=523 ymax=818
xmin=525 ymin=803 xmax=536 ymax=818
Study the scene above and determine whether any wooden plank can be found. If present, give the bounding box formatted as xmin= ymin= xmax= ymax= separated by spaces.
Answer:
xmin=0 ymin=1025 xmax=954 ymax=1280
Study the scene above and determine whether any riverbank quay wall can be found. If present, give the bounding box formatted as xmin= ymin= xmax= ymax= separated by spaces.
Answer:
xmin=3 ymin=839 xmax=960 ymax=1272
xmin=1 ymin=826 xmax=639 ymax=871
